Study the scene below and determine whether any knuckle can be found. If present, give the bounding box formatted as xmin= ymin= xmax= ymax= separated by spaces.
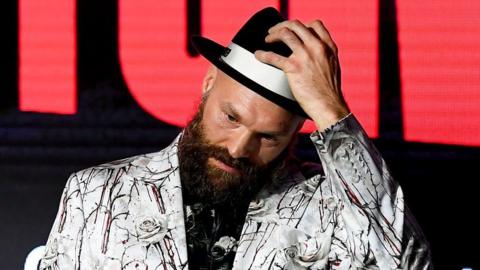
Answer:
xmin=291 ymin=19 xmax=302 ymax=28
xmin=270 ymin=53 xmax=280 ymax=62
xmin=312 ymin=20 xmax=322 ymax=27
xmin=284 ymin=61 xmax=296 ymax=73
xmin=280 ymin=29 xmax=298 ymax=43
xmin=267 ymin=53 xmax=282 ymax=64
xmin=285 ymin=34 xmax=295 ymax=42
xmin=280 ymin=27 xmax=290 ymax=35
xmin=289 ymin=60 xmax=302 ymax=72
xmin=332 ymin=44 xmax=339 ymax=54
xmin=312 ymin=47 xmax=324 ymax=58
xmin=313 ymin=41 xmax=327 ymax=54
xmin=256 ymin=51 xmax=268 ymax=61
xmin=263 ymin=52 xmax=274 ymax=62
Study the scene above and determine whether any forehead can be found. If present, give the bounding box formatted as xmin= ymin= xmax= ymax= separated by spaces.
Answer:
xmin=209 ymin=70 xmax=299 ymax=131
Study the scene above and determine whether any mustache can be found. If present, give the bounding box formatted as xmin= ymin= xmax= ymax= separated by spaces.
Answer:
xmin=211 ymin=147 xmax=250 ymax=169
xmin=181 ymin=139 xmax=263 ymax=175
xmin=177 ymin=96 xmax=293 ymax=205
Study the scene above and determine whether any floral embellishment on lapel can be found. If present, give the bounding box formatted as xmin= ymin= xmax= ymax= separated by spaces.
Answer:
xmin=284 ymin=245 xmax=298 ymax=259
xmin=274 ymin=226 xmax=332 ymax=268
xmin=133 ymin=214 xmax=169 ymax=245
xmin=211 ymin=236 xmax=238 ymax=262
xmin=274 ymin=239 xmax=330 ymax=268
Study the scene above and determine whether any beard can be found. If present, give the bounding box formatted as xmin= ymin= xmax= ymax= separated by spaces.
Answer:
xmin=178 ymin=97 xmax=293 ymax=206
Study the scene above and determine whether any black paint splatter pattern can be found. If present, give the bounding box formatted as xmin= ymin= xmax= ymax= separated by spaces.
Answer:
xmin=40 ymin=114 xmax=432 ymax=269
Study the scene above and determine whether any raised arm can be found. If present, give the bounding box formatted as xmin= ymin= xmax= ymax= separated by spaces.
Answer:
xmin=255 ymin=18 xmax=432 ymax=269
xmin=311 ymin=113 xmax=431 ymax=268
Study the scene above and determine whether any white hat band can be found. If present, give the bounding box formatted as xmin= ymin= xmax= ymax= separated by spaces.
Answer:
xmin=220 ymin=42 xmax=295 ymax=101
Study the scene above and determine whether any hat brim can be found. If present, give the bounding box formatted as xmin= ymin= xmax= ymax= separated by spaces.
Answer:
xmin=191 ymin=35 xmax=309 ymax=119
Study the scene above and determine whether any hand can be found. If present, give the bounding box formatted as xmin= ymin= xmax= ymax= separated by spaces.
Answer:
xmin=254 ymin=20 xmax=350 ymax=131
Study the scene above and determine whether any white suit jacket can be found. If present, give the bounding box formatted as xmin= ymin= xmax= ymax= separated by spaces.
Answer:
xmin=39 ymin=114 xmax=432 ymax=269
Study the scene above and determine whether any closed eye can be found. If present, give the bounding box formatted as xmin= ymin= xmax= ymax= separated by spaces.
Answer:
xmin=260 ymin=133 xmax=278 ymax=142
xmin=226 ymin=113 xmax=238 ymax=123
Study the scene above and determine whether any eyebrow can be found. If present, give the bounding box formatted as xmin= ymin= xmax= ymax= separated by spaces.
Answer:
xmin=221 ymin=102 xmax=242 ymax=121
xmin=220 ymin=102 xmax=290 ymax=137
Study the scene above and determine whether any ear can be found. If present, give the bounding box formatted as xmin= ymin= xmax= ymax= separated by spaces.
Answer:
xmin=202 ymin=65 xmax=217 ymax=94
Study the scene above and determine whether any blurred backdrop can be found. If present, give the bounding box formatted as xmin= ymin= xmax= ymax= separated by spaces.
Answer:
xmin=0 ymin=0 xmax=479 ymax=269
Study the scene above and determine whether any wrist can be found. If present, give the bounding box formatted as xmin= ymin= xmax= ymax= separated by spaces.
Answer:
xmin=311 ymin=106 xmax=350 ymax=132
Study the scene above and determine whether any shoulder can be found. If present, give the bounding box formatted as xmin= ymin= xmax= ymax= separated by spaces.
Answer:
xmin=72 ymin=151 xmax=159 ymax=184
xmin=70 ymin=133 xmax=182 ymax=192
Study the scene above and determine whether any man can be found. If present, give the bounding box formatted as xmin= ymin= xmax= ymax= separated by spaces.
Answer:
xmin=40 ymin=7 xmax=431 ymax=269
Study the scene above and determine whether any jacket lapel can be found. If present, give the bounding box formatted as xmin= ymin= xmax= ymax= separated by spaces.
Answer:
xmin=232 ymin=170 xmax=322 ymax=269
xmin=132 ymin=134 xmax=189 ymax=269
xmin=136 ymin=135 xmax=320 ymax=269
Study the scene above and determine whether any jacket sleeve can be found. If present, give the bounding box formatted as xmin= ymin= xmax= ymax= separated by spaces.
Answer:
xmin=39 ymin=172 xmax=92 ymax=269
xmin=310 ymin=113 xmax=432 ymax=269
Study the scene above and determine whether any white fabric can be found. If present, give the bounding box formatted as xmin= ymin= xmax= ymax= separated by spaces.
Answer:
xmin=221 ymin=42 xmax=295 ymax=101
xmin=39 ymin=114 xmax=432 ymax=269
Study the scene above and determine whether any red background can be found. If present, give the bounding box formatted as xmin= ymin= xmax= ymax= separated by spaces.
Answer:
xmin=2 ymin=1 xmax=478 ymax=269
xmin=19 ymin=0 xmax=480 ymax=145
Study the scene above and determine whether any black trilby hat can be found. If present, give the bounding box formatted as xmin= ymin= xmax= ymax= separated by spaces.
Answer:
xmin=191 ymin=7 xmax=309 ymax=118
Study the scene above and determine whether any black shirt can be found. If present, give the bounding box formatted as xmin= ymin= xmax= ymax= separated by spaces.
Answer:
xmin=184 ymin=201 xmax=250 ymax=270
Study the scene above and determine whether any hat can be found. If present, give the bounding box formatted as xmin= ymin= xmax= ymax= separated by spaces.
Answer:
xmin=191 ymin=7 xmax=309 ymax=118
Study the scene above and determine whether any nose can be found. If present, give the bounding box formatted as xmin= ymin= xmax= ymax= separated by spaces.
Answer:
xmin=227 ymin=130 xmax=258 ymax=159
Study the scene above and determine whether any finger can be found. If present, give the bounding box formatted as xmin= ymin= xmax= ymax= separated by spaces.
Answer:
xmin=265 ymin=27 xmax=304 ymax=52
xmin=268 ymin=20 xmax=317 ymax=44
xmin=307 ymin=20 xmax=338 ymax=53
xmin=254 ymin=50 xmax=289 ymax=71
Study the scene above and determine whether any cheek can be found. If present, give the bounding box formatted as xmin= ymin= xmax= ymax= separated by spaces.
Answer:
xmin=201 ymin=108 xmax=228 ymax=144
xmin=257 ymin=143 xmax=289 ymax=166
